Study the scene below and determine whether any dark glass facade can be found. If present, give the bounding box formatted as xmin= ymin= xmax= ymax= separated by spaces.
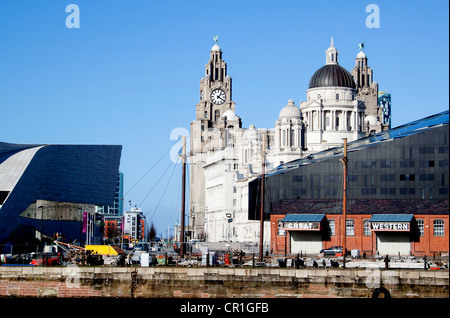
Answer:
xmin=0 ymin=143 xmax=122 ymax=247
xmin=249 ymin=111 xmax=449 ymax=220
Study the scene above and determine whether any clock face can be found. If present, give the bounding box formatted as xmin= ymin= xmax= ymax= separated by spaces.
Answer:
xmin=211 ymin=89 xmax=226 ymax=105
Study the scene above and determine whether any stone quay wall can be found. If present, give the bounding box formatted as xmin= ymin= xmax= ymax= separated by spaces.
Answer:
xmin=0 ymin=266 xmax=448 ymax=298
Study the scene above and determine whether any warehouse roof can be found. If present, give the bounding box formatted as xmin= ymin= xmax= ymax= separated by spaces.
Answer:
xmin=281 ymin=214 xmax=326 ymax=222
xmin=271 ymin=199 xmax=449 ymax=216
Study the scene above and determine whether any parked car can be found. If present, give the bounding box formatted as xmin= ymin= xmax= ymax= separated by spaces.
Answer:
xmin=320 ymin=246 xmax=343 ymax=256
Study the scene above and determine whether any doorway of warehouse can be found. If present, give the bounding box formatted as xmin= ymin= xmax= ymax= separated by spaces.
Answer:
xmin=290 ymin=231 xmax=323 ymax=255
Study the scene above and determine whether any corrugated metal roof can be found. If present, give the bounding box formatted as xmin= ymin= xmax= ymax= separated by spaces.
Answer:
xmin=369 ymin=214 xmax=414 ymax=222
xmin=281 ymin=214 xmax=325 ymax=222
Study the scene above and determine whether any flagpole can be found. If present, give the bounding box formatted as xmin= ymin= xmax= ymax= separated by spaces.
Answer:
xmin=340 ymin=138 xmax=348 ymax=268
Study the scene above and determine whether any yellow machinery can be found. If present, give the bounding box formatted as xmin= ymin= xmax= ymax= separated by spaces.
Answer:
xmin=85 ymin=245 xmax=120 ymax=256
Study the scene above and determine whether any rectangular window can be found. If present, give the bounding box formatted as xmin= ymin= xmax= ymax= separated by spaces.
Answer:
xmin=381 ymin=161 xmax=396 ymax=168
xmin=419 ymin=174 xmax=435 ymax=181
xmin=400 ymin=188 xmax=415 ymax=195
xmin=381 ymin=188 xmax=396 ymax=195
xmin=293 ymin=175 xmax=307 ymax=182
xmin=417 ymin=219 xmax=424 ymax=237
xmin=328 ymin=219 xmax=335 ymax=236
xmin=419 ymin=160 xmax=435 ymax=167
xmin=362 ymin=188 xmax=376 ymax=195
xmin=400 ymin=174 xmax=415 ymax=181
xmin=433 ymin=220 xmax=445 ymax=236
xmin=292 ymin=188 xmax=307 ymax=197
xmin=419 ymin=147 xmax=434 ymax=154
xmin=347 ymin=175 xmax=357 ymax=182
xmin=324 ymin=175 xmax=339 ymax=182
xmin=381 ymin=174 xmax=395 ymax=182
xmin=363 ymin=220 xmax=371 ymax=236
xmin=439 ymin=160 xmax=449 ymax=167
xmin=362 ymin=161 xmax=376 ymax=168
xmin=336 ymin=93 xmax=339 ymax=100
xmin=215 ymin=110 xmax=220 ymax=121
xmin=400 ymin=161 xmax=415 ymax=168
xmin=346 ymin=219 xmax=355 ymax=236
xmin=325 ymin=189 xmax=338 ymax=195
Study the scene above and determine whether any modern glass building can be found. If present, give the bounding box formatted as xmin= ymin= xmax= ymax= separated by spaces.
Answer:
xmin=248 ymin=110 xmax=449 ymax=256
xmin=0 ymin=142 xmax=122 ymax=252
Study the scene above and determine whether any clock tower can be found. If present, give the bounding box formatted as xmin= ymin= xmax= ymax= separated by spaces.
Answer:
xmin=189 ymin=39 xmax=238 ymax=240
xmin=196 ymin=41 xmax=235 ymax=124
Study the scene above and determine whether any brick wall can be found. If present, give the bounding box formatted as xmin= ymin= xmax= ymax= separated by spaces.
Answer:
xmin=270 ymin=214 xmax=449 ymax=256
xmin=0 ymin=266 xmax=448 ymax=298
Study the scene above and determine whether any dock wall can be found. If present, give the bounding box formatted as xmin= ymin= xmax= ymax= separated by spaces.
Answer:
xmin=0 ymin=266 xmax=448 ymax=298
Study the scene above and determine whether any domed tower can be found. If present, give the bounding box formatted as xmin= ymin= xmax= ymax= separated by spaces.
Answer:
xmin=301 ymin=39 xmax=366 ymax=152
xmin=270 ymin=99 xmax=306 ymax=165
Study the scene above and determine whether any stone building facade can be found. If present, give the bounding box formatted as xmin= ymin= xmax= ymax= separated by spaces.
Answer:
xmin=189 ymin=39 xmax=388 ymax=243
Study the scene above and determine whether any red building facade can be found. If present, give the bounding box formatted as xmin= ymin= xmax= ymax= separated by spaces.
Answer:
xmin=271 ymin=212 xmax=449 ymax=257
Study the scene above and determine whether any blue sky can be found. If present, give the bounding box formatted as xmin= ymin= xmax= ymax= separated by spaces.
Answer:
xmin=0 ymin=1 xmax=448 ymax=237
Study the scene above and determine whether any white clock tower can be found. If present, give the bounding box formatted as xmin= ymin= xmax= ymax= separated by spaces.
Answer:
xmin=189 ymin=38 xmax=240 ymax=240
